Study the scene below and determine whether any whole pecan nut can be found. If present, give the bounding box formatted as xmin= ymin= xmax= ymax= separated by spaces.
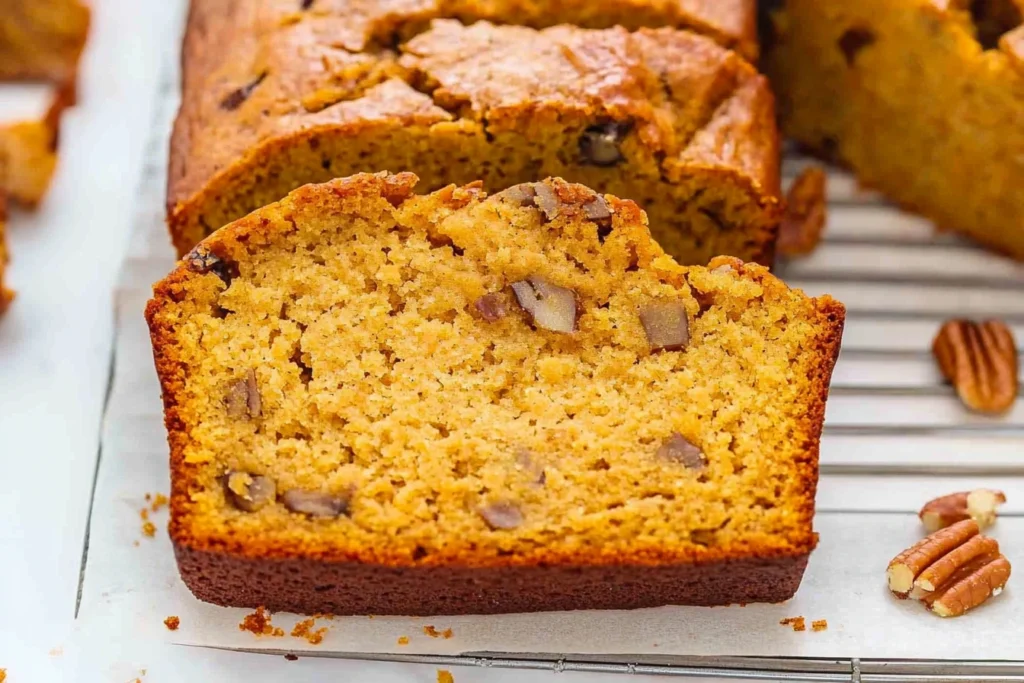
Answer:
xmin=932 ymin=319 xmax=1019 ymax=414
xmin=887 ymin=519 xmax=1011 ymax=617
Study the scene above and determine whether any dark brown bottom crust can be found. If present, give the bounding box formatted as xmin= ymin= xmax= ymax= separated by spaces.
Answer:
xmin=175 ymin=543 xmax=809 ymax=615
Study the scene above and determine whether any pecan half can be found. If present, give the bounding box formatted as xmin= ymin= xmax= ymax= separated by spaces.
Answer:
xmin=886 ymin=519 xmax=1011 ymax=617
xmin=932 ymin=319 xmax=1018 ymax=414
xmin=919 ymin=489 xmax=1006 ymax=532
xmin=778 ymin=166 xmax=827 ymax=256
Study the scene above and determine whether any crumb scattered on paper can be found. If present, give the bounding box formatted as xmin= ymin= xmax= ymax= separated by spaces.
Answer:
xmin=149 ymin=493 xmax=169 ymax=512
xmin=780 ymin=616 xmax=806 ymax=632
xmin=0 ymin=668 xmax=6 ymax=682
xmin=812 ymin=619 xmax=828 ymax=632
xmin=397 ymin=636 xmax=409 ymax=646
xmin=141 ymin=521 xmax=156 ymax=538
xmin=239 ymin=606 xmax=284 ymax=637
xmin=291 ymin=617 xmax=327 ymax=645
xmin=423 ymin=625 xmax=453 ymax=639
xmin=163 ymin=616 xmax=180 ymax=631
xmin=284 ymin=654 xmax=298 ymax=661
xmin=437 ymin=670 xmax=454 ymax=683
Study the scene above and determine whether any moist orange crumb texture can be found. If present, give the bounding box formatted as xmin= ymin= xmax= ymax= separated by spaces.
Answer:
xmin=163 ymin=616 xmax=180 ymax=631
xmin=780 ymin=616 xmax=806 ymax=632
xmin=0 ymin=0 xmax=90 ymax=83
xmin=149 ymin=173 xmax=844 ymax=569
xmin=169 ymin=8 xmax=779 ymax=265
xmin=0 ymin=194 xmax=11 ymax=314
xmin=762 ymin=0 xmax=1024 ymax=259
xmin=239 ymin=606 xmax=284 ymax=636
xmin=291 ymin=618 xmax=327 ymax=644
xmin=811 ymin=619 xmax=827 ymax=632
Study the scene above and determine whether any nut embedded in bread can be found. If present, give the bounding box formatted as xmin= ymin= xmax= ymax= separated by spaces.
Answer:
xmin=762 ymin=0 xmax=1024 ymax=259
xmin=168 ymin=7 xmax=781 ymax=265
xmin=147 ymin=172 xmax=845 ymax=616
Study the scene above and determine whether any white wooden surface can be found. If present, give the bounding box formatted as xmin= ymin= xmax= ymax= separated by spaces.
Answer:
xmin=2 ymin=1 xmax=1023 ymax=680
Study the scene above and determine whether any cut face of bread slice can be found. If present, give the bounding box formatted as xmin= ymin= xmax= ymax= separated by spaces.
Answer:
xmin=168 ymin=17 xmax=781 ymax=265
xmin=0 ymin=193 xmax=11 ymax=314
xmin=148 ymin=173 xmax=844 ymax=616
xmin=0 ymin=0 xmax=91 ymax=86
xmin=762 ymin=0 xmax=1024 ymax=259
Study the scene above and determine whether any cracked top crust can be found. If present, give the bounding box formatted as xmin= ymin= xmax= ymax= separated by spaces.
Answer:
xmin=169 ymin=11 xmax=772 ymax=215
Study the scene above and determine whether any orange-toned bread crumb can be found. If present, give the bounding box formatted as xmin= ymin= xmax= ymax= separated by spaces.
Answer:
xmin=148 ymin=173 xmax=844 ymax=615
xmin=763 ymin=0 xmax=1024 ymax=259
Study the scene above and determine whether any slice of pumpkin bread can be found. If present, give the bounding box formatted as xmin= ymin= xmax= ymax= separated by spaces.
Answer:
xmin=762 ymin=0 xmax=1024 ymax=259
xmin=168 ymin=15 xmax=781 ymax=265
xmin=147 ymin=173 xmax=844 ymax=616
xmin=0 ymin=193 xmax=12 ymax=314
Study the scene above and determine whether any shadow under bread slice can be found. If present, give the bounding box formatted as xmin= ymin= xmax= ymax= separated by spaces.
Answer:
xmin=147 ymin=172 xmax=844 ymax=616
xmin=167 ymin=18 xmax=781 ymax=266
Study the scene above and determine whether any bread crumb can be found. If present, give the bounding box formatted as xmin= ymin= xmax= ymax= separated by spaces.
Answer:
xmin=424 ymin=625 xmax=452 ymax=638
xmin=397 ymin=636 xmax=410 ymax=646
xmin=812 ymin=619 xmax=828 ymax=632
xmin=0 ymin=668 xmax=6 ymax=682
xmin=133 ymin=540 xmax=140 ymax=547
xmin=150 ymin=493 xmax=169 ymax=511
xmin=239 ymin=606 xmax=284 ymax=637
xmin=139 ymin=508 xmax=149 ymax=521
xmin=284 ymin=654 xmax=298 ymax=661
xmin=145 ymin=493 xmax=151 ymax=501
xmin=780 ymin=616 xmax=806 ymax=632
xmin=291 ymin=617 xmax=327 ymax=644
xmin=141 ymin=521 xmax=156 ymax=537
xmin=437 ymin=670 xmax=454 ymax=683
xmin=163 ymin=616 xmax=180 ymax=631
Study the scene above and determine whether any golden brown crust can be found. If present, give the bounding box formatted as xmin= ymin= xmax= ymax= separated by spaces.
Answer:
xmin=148 ymin=173 xmax=844 ymax=613
xmin=167 ymin=9 xmax=778 ymax=263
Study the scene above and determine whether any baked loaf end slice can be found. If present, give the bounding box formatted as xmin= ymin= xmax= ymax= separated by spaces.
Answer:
xmin=0 ymin=194 xmax=12 ymax=314
xmin=762 ymin=0 xmax=1024 ymax=259
xmin=148 ymin=172 xmax=845 ymax=616
xmin=0 ymin=0 xmax=90 ymax=86
xmin=168 ymin=16 xmax=781 ymax=265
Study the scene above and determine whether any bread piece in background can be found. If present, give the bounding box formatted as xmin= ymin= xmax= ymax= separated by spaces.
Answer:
xmin=762 ymin=0 xmax=1024 ymax=259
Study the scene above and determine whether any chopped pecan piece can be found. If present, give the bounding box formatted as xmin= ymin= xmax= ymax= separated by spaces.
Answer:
xmin=531 ymin=183 xmax=560 ymax=221
xmin=582 ymin=195 xmax=612 ymax=221
xmin=281 ymin=489 xmax=350 ymax=518
xmin=656 ymin=432 xmax=705 ymax=470
xmin=932 ymin=319 xmax=1018 ymax=414
xmin=220 ymin=72 xmax=268 ymax=111
xmin=478 ymin=501 xmax=523 ymax=530
xmin=225 ymin=471 xmax=276 ymax=512
xmin=578 ymin=122 xmax=630 ymax=166
xmin=837 ymin=26 xmax=875 ymax=66
xmin=778 ymin=166 xmax=827 ymax=256
xmin=473 ymin=293 xmax=507 ymax=322
xmin=919 ymin=489 xmax=1006 ymax=532
xmin=639 ymin=301 xmax=690 ymax=352
xmin=225 ymin=369 xmax=261 ymax=419
xmin=510 ymin=276 xmax=579 ymax=333
xmin=887 ymin=519 xmax=1011 ymax=617
xmin=184 ymin=246 xmax=238 ymax=285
